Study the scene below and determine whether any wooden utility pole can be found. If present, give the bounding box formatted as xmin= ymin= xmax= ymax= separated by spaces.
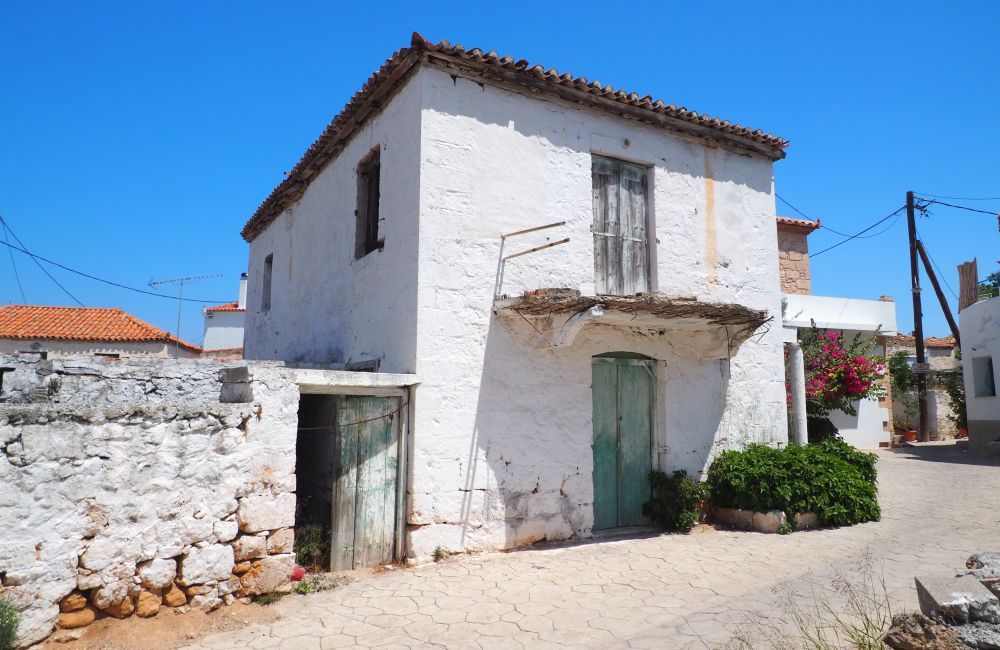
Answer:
xmin=916 ymin=240 xmax=961 ymax=347
xmin=906 ymin=191 xmax=930 ymax=442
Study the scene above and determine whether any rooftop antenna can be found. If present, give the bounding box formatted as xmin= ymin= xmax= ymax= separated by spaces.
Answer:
xmin=148 ymin=274 xmax=222 ymax=356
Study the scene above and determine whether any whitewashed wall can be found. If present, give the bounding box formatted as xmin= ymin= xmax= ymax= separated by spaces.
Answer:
xmin=961 ymin=297 xmax=1000 ymax=455
xmin=0 ymin=339 xmax=199 ymax=359
xmin=243 ymin=73 xmax=423 ymax=372
xmin=202 ymin=310 xmax=246 ymax=351
xmin=409 ymin=67 xmax=787 ymax=555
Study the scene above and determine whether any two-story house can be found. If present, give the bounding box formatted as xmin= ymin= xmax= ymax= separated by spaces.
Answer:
xmin=241 ymin=34 xmax=789 ymax=561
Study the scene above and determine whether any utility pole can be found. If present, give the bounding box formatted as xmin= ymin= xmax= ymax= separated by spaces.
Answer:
xmin=148 ymin=274 xmax=221 ymax=356
xmin=906 ymin=191 xmax=930 ymax=442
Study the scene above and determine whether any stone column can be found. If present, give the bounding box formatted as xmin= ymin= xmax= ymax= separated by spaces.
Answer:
xmin=787 ymin=341 xmax=809 ymax=446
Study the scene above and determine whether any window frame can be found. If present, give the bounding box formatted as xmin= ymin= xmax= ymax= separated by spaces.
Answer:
xmin=355 ymin=148 xmax=383 ymax=259
xmin=261 ymin=254 xmax=273 ymax=312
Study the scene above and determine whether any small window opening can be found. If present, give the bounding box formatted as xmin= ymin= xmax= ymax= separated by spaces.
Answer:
xmin=973 ymin=356 xmax=997 ymax=397
xmin=262 ymin=254 xmax=273 ymax=312
xmin=346 ymin=359 xmax=380 ymax=373
xmin=355 ymin=148 xmax=383 ymax=259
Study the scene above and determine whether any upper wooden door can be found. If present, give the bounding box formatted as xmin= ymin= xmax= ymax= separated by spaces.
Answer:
xmin=592 ymin=357 xmax=655 ymax=530
xmin=330 ymin=395 xmax=400 ymax=570
xmin=592 ymin=156 xmax=650 ymax=296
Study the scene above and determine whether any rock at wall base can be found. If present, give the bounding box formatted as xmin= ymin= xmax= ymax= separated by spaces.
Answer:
xmin=57 ymin=606 xmax=96 ymax=629
xmin=163 ymin=583 xmax=187 ymax=607
xmin=98 ymin=596 xmax=134 ymax=620
xmin=190 ymin=595 xmax=223 ymax=612
xmin=52 ymin=629 xmax=86 ymax=644
xmin=135 ymin=590 xmax=162 ymax=618
xmin=916 ymin=575 xmax=1000 ymax=624
xmin=239 ymin=554 xmax=295 ymax=596
xmin=58 ymin=592 xmax=87 ymax=613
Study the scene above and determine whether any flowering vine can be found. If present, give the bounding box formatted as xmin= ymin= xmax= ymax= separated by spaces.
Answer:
xmin=793 ymin=326 xmax=886 ymax=417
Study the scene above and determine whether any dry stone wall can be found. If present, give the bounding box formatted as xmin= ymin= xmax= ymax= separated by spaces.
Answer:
xmin=0 ymin=355 xmax=299 ymax=647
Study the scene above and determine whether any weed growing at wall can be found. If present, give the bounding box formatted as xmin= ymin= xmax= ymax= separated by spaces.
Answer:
xmin=707 ymin=441 xmax=879 ymax=527
xmin=642 ymin=470 xmax=707 ymax=532
xmin=294 ymin=526 xmax=330 ymax=572
xmin=0 ymin=596 xmax=19 ymax=650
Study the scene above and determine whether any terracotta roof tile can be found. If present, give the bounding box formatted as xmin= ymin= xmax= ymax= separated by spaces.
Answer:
xmin=205 ymin=302 xmax=244 ymax=313
xmin=242 ymin=32 xmax=789 ymax=242
xmin=887 ymin=333 xmax=957 ymax=350
xmin=776 ymin=216 xmax=821 ymax=232
xmin=0 ymin=305 xmax=202 ymax=352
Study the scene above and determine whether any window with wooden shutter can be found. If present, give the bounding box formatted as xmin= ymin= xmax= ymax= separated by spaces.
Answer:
xmin=355 ymin=148 xmax=383 ymax=259
xmin=591 ymin=155 xmax=650 ymax=295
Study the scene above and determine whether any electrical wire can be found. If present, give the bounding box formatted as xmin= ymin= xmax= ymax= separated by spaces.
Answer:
xmin=0 ymin=214 xmax=84 ymax=306
xmin=776 ymin=193 xmax=900 ymax=239
xmin=914 ymin=192 xmax=1000 ymax=202
xmin=919 ymin=198 xmax=1000 ymax=216
xmin=2 ymin=220 xmax=27 ymax=303
xmin=809 ymin=206 xmax=907 ymax=259
xmin=0 ymin=238 xmax=228 ymax=304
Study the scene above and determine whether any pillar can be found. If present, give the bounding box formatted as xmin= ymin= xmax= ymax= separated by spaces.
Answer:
xmin=788 ymin=341 xmax=809 ymax=446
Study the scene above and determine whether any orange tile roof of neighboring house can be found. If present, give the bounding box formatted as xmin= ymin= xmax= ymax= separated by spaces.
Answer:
xmin=776 ymin=216 xmax=821 ymax=233
xmin=241 ymin=32 xmax=789 ymax=242
xmin=0 ymin=305 xmax=202 ymax=352
xmin=205 ymin=302 xmax=245 ymax=313
xmin=887 ymin=333 xmax=957 ymax=350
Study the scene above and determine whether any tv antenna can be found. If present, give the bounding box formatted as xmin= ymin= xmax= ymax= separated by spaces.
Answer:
xmin=148 ymin=274 xmax=222 ymax=355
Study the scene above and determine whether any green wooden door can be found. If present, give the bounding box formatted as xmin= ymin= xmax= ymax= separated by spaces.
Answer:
xmin=592 ymin=357 xmax=654 ymax=530
xmin=331 ymin=395 xmax=400 ymax=570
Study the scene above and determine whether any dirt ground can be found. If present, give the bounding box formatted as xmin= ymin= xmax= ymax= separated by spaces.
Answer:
xmin=38 ymin=600 xmax=282 ymax=650
xmin=36 ymin=571 xmax=360 ymax=650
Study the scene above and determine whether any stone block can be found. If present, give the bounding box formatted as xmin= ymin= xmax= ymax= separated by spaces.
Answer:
xmin=233 ymin=534 xmax=267 ymax=561
xmin=882 ymin=613 xmax=966 ymax=650
xmin=916 ymin=575 xmax=1000 ymax=624
xmin=91 ymin=580 xmax=129 ymax=609
xmin=56 ymin=606 xmax=95 ymax=629
xmin=163 ymin=583 xmax=187 ymax=607
xmin=267 ymin=528 xmax=294 ymax=555
xmin=135 ymin=590 xmax=161 ymax=618
xmin=711 ymin=506 xmax=754 ymax=531
xmin=792 ymin=512 xmax=819 ymax=530
xmin=239 ymin=554 xmax=294 ymax=596
xmin=237 ymin=493 xmax=295 ymax=533
xmin=99 ymin=595 xmax=134 ymax=619
xmin=214 ymin=520 xmax=239 ymax=543
xmin=752 ymin=510 xmax=788 ymax=534
xmin=58 ymin=592 xmax=87 ymax=613
xmin=968 ymin=552 xmax=1000 ymax=585
xmin=138 ymin=557 xmax=176 ymax=590
xmin=177 ymin=544 xmax=234 ymax=586
xmin=77 ymin=573 xmax=102 ymax=591
xmin=190 ymin=594 xmax=223 ymax=612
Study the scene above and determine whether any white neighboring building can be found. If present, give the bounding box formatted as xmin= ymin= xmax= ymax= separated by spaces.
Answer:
xmin=777 ymin=217 xmax=897 ymax=448
xmin=201 ymin=273 xmax=247 ymax=358
xmin=241 ymin=34 xmax=790 ymax=558
xmin=960 ymin=295 xmax=1000 ymax=456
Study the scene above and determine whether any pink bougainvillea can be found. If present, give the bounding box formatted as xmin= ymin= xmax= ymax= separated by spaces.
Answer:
xmin=791 ymin=328 xmax=886 ymax=417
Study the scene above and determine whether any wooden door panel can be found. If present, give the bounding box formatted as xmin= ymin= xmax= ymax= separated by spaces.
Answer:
xmin=616 ymin=360 xmax=654 ymax=527
xmin=591 ymin=359 xmax=619 ymax=530
xmin=331 ymin=397 xmax=359 ymax=571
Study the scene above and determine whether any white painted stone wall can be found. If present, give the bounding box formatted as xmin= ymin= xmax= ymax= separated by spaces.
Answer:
xmin=408 ymin=67 xmax=787 ymax=555
xmin=202 ymin=310 xmax=246 ymax=351
xmin=0 ymin=338 xmax=200 ymax=359
xmin=242 ymin=72 xmax=423 ymax=372
xmin=0 ymin=358 xmax=299 ymax=647
xmin=961 ymin=297 xmax=1000 ymax=455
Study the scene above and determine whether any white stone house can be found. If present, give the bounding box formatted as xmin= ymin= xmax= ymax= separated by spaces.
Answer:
xmin=201 ymin=274 xmax=247 ymax=358
xmin=242 ymin=33 xmax=789 ymax=559
xmin=960 ymin=295 xmax=1000 ymax=456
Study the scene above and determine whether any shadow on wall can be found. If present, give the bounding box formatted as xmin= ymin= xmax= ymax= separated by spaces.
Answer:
xmin=459 ymin=313 xmax=732 ymax=550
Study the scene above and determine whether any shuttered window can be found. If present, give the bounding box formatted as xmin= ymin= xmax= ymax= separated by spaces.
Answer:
xmin=591 ymin=155 xmax=650 ymax=295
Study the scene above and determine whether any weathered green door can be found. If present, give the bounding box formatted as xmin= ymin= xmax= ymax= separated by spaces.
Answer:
xmin=592 ymin=357 xmax=654 ymax=530
xmin=330 ymin=395 xmax=400 ymax=570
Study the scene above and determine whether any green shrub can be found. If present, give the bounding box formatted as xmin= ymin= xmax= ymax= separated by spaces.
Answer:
xmin=707 ymin=443 xmax=879 ymax=527
xmin=0 ymin=596 xmax=19 ymax=650
xmin=642 ymin=470 xmax=707 ymax=532
xmin=806 ymin=416 xmax=840 ymax=444
xmin=294 ymin=525 xmax=330 ymax=571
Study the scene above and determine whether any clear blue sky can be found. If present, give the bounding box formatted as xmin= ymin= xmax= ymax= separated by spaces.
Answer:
xmin=1 ymin=1 xmax=997 ymax=343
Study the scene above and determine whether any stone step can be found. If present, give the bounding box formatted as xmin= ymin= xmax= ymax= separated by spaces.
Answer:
xmin=915 ymin=575 xmax=1000 ymax=624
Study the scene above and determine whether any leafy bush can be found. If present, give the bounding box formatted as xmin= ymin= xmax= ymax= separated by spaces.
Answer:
xmin=0 ymin=596 xmax=19 ymax=650
xmin=707 ymin=443 xmax=879 ymax=527
xmin=932 ymin=369 xmax=967 ymax=432
xmin=806 ymin=416 xmax=840 ymax=444
xmin=642 ymin=470 xmax=707 ymax=532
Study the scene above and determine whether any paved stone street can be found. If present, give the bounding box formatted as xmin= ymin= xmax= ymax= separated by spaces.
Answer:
xmin=182 ymin=446 xmax=1000 ymax=649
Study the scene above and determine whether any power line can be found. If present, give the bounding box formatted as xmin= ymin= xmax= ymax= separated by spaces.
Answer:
xmin=0 ymin=214 xmax=84 ymax=306
xmin=810 ymin=206 xmax=907 ymax=259
xmin=918 ymin=198 xmax=1000 ymax=216
xmin=776 ymin=193 xmax=900 ymax=239
xmin=0 ymin=238 xmax=228 ymax=304
xmin=915 ymin=192 xmax=1000 ymax=202
xmin=2 ymin=221 xmax=26 ymax=303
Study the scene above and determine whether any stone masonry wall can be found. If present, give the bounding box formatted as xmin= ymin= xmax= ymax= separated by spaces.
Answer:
xmin=778 ymin=229 xmax=811 ymax=295
xmin=0 ymin=355 xmax=299 ymax=647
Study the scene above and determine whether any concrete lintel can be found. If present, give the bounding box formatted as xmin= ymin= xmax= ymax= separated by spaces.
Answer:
xmin=290 ymin=368 xmax=420 ymax=395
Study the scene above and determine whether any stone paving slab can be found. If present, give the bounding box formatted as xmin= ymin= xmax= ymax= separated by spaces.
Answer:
xmin=179 ymin=446 xmax=1000 ymax=649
